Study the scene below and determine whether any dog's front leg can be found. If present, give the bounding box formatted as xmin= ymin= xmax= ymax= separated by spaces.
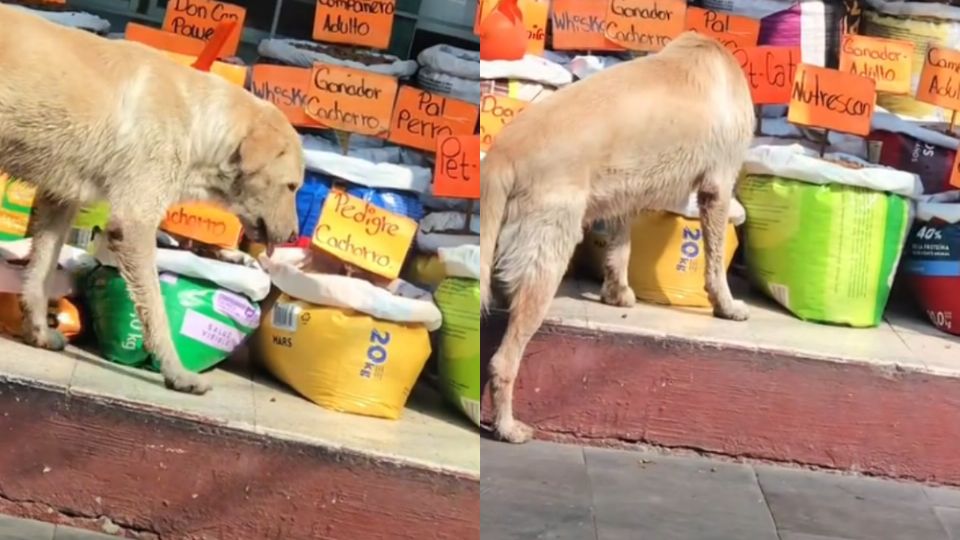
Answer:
xmin=106 ymin=221 xmax=211 ymax=394
xmin=698 ymin=176 xmax=749 ymax=321
xmin=600 ymin=218 xmax=636 ymax=308
xmin=20 ymin=193 xmax=78 ymax=350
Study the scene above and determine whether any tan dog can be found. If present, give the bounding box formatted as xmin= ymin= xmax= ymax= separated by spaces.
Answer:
xmin=481 ymin=32 xmax=755 ymax=443
xmin=0 ymin=5 xmax=304 ymax=394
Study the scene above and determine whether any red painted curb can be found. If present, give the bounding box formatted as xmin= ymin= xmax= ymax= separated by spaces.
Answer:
xmin=482 ymin=317 xmax=960 ymax=486
xmin=0 ymin=380 xmax=479 ymax=540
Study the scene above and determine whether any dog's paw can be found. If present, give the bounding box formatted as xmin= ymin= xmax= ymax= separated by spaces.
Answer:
xmin=164 ymin=372 xmax=212 ymax=395
xmin=22 ymin=327 xmax=68 ymax=352
xmin=601 ymin=283 xmax=636 ymax=308
xmin=496 ymin=420 xmax=535 ymax=444
xmin=714 ymin=299 xmax=750 ymax=322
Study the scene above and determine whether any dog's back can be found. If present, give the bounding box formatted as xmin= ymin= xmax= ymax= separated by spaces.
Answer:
xmin=480 ymin=32 xmax=754 ymax=309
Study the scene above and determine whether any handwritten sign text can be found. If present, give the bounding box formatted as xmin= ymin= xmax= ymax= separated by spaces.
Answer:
xmin=603 ymin=0 xmax=686 ymax=52
xmin=162 ymin=202 xmax=244 ymax=249
xmin=839 ymin=34 xmax=914 ymax=95
xmin=788 ymin=63 xmax=876 ymax=136
xmin=306 ymin=64 xmax=399 ymax=136
xmin=434 ymin=136 xmax=481 ymax=199
xmin=734 ymin=46 xmax=800 ymax=105
xmin=313 ymin=0 xmax=396 ymax=49
xmin=389 ymin=87 xmax=479 ymax=152
xmin=550 ymin=0 xmax=623 ymax=51
xmin=480 ymin=94 xmax=528 ymax=151
xmin=251 ymin=65 xmax=322 ymax=128
xmin=162 ymin=0 xmax=245 ymax=58
xmin=916 ymin=47 xmax=960 ymax=111
xmin=685 ymin=7 xmax=759 ymax=50
xmin=312 ymin=190 xmax=417 ymax=279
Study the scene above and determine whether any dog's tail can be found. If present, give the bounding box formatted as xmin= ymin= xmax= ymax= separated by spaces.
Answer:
xmin=480 ymin=151 xmax=514 ymax=314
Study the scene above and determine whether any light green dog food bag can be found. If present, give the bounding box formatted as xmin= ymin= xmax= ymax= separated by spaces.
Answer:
xmin=738 ymin=145 xmax=918 ymax=327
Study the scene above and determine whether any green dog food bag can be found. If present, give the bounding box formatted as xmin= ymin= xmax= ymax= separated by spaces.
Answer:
xmin=84 ymin=266 xmax=260 ymax=372
xmin=738 ymin=144 xmax=920 ymax=327
xmin=435 ymin=246 xmax=480 ymax=427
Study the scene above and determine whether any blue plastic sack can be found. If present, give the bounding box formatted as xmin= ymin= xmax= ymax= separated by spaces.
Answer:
xmin=296 ymin=172 xmax=424 ymax=240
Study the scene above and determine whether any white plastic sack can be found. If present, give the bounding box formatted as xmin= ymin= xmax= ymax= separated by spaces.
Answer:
xmin=417 ymin=45 xmax=480 ymax=80
xmin=261 ymin=248 xmax=443 ymax=330
xmin=418 ymin=232 xmax=479 ymax=253
xmin=744 ymin=144 xmax=923 ymax=197
xmin=302 ymin=135 xmax=432 ymax=195
xmin=419 ymin=212 xmax=480 ymax=234
xmin=0 ymin=239 xmax=93 ymax=298
xmin=565 ymin=55 xmax=628 ymax=80
xmin=94 ymin=243 xmax=271 ymax=302
xmin=439 ymin=245 xmax=480 ymax=280
xmin=480 ymin=55 xmax=573 ymax=87
xmin=417 ymin=68 xmax=480 ymax=104
xmin=257 ymin=39 xmax=418 ymax=78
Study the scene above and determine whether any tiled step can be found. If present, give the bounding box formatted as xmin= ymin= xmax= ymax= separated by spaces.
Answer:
xmin=481 ymin=277 xmax=960 ymax=486
xmin=0 ymin=338 xmax=479 ymax=539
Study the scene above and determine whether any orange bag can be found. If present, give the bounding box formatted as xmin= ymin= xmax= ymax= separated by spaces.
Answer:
xmin=0 ymin=294 xmax=82 ymax=340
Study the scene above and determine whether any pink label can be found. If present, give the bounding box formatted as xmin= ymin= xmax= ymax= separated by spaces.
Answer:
xmin=180 ymin=310 xmax=246 ymax=353
xmin=213 ymin=290 xmax=261 ymax=328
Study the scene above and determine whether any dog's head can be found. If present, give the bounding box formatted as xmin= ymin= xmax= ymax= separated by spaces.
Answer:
xmin=223 ymin=104 xmax=304 ymax=247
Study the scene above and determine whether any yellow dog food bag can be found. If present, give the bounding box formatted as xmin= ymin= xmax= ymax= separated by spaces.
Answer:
xmin=258 ymin=294 xmax=432 ymax=420
xmin=581 ymin=212 xmax=738 ymax=308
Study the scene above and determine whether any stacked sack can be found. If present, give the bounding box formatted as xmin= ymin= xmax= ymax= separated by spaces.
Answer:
xmin=83 ymin=205 xmax=271 ymax=373
xmin=3 ymin=0 xmax=111 ymax=35
xmin=257 ymin=38 xmax=418 ymax=80
xmin=257 ymin=248 xmax=440 ymax=420
xmin=739 ymin=143 xmax=921 ymax=327
xmin=480 ymin=52 xmax=572 ymax=104
xmin=418 ymin=44 xmax=481 ymax=104
xmin=434 ymin=245 xmax=481 ymax=427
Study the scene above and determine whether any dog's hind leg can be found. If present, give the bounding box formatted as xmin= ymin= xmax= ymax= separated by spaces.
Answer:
xmin=106 ymin=219 xmax=211 ymax=395
xmin=20 ymin=192 xmax=78 ymax=350
xmin=490 ymin=205 xmax=584 ymax=443
xmin=698 ymin=169 xmax=749 ymax=321
xmin=600 ymin=218 xmax=636 ymax=308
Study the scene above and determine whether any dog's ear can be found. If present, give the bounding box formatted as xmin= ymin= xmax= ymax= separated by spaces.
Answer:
xmin=232 ymin=121 xmax=286 ymax=177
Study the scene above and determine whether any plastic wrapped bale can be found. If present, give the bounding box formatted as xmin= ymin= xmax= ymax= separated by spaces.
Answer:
xmin=83 ymin=267 xmax=261 ymax=372
xmin=418 ymin=45 xmax=481 ymax=103
xmin=866 ymin=113 xmax=960 ymax=195
xmin=739 ymin=144 xmax=920 ymax=327
xmin=258 ymin=249 xmax=442 ymax=419
xmin=434 ymin=246 xmax=480 ymax=427
xmin=903 ymin=196 xmax=960 ymax=336
xmin=863 ymin=0 xmax=960 ymax=121
xmin=257 ymin=38 xmax=418 ymax=78
xmin=479 ymin=55 xmax=573 ymax=104
xmin=578 ymin=194 xmax=744 ymax=308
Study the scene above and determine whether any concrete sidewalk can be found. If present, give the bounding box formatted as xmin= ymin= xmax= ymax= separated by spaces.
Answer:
xmin=481 ymin=439 xmax=960 ymax=540
xmin=0 ymin=516 xmax=115 ymax=540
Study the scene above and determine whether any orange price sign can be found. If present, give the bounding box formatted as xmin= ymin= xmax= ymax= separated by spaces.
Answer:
xmin=550 ymin=0 xmax=624 ymax=52
xmin=305 ymin=64 xmax=399 ymax=137
xmin=250 ymin=65 xmax=323 ymax=129
xmin=733 ymin=46 xmax=800 ymax=105
xmin=434 ymin=136 xmax=481 ymax=200
xmin=162 ymin=202 xmax=244 ymax=249
xmin=480 ymin=93 xmax=528 ymax=152
xmin=522 ymin=0 xmax=549 ymax=55
xmin=685 ymin=7 xmax=759 ymax=51
xmin=604 ymin=0 xmax=686 ymax=52
xmin=787 ymin=64 xmax=876 ymax=137
xmin=313 ymin=0 xmax=396 ymax=49
xmin=839 ymin=34 xmax=914 ymax=95
xmin=162 ymin=0 xmax=246 ymax=58
xmin=312 ymin=190 xmax=417 ymax=280
xmin=950 ymin=150 xmax=960 ymax=190
xmin=389 ymin=87 xmax=479 ymax=152
xmin=916 ymin=47 xmax=960 ymax=111
xmin=125 ymin=22 xmax=206 ymax=56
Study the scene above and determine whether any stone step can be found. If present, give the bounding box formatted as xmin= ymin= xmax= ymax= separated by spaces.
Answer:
xmin=482 ymin=277 xmax=960 ymax=486
xmin=0 ymin=338 xmax=479 ymax=539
